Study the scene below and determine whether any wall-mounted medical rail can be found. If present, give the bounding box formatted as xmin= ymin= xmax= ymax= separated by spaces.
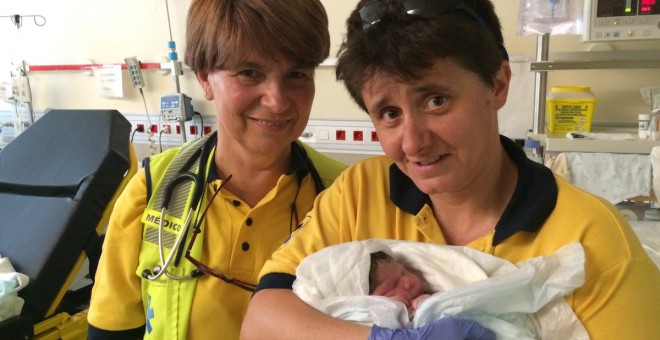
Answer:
xmin=25 ymin=62 xmax=169 ymax=72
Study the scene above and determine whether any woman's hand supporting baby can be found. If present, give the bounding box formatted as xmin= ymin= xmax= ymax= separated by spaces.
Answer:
xmin=409 ymin=294 xmax=431 ymax=315
xmin=368 ymin=317 xmax=495 ymax=340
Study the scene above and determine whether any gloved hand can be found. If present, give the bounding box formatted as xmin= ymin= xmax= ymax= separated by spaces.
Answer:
xmin=368 ymin=317 xmax=496 ymax=340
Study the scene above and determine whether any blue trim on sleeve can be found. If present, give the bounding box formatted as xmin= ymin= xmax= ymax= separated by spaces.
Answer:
xmin=254 ymin=273 xmax=296 ymax=294
xmin=88 ymin=323 xmax=145 ymax=340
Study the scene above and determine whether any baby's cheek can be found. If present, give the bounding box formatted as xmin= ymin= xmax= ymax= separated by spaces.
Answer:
xmin=382 ymin=289 xmax=398 ymax=298
xmin=372 ymin=280 xmax=397 ymax=296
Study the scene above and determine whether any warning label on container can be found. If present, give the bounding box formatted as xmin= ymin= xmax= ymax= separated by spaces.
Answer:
xmin=547 ymin=101 xmax=594 ymax=133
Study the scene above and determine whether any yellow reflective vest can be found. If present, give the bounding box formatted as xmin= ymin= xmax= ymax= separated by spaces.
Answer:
xmin=135 ymin=133 xmax=343 ymax=339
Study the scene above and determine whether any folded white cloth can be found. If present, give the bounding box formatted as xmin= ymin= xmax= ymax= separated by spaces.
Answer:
xmin=565 ymin=132 xmax=638 ymax=140
xmin=0 ymin=254 xmax=29 ymax=322
xmin=293 ymin=240 xmax=588 ymax=340
xmin=629 ymin=221 xmax=660 ymax=268
xmin=561 ymin=152 xmax=651 ymax=204
xmin=651 ymin=147 xmax=660 ymax=203
xmin=545 ymin=153 xmax=570 ymax=181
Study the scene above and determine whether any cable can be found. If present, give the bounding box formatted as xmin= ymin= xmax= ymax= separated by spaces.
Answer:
xmin=193 ymin=111 xmax=203 ymax=139
xmin=159 ymin=129 xmax=165 ymax=153
xmin=12 ymin=98 xmax=26 ymax=135
xmin=139 ymin=88 xmax=159 ymax=155
xmin=131 ymin=125 xmax=144 ymax=143
xmin=158 ymin=109 xmax=177 ymax=150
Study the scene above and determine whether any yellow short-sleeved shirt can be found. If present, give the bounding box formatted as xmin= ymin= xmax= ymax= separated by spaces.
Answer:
xmin=259 ymin=136 xmax=660 ymax=339
xmin=88 ymin=141 xmax=345 ymax=339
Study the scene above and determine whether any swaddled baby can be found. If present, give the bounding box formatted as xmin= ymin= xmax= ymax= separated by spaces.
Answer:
xmin=292 ymin=239 xmax=589 ymax=340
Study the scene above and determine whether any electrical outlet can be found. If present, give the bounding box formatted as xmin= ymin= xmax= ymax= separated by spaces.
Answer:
xmin=300 ymin=119 xmax=384 ymax=155
xmin=299 ymin=129 xmax=316 ymax=143
xmin=123 ymin=113 xmax=216 ymax=145
xmin=122 ymin=114 xmax=383 ymax=157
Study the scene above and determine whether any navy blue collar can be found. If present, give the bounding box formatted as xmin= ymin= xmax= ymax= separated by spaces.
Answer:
xmin=389 ymin=135 xmax=557 ymax=245
xmin=207 ymin=141 xmax=309 ymax=182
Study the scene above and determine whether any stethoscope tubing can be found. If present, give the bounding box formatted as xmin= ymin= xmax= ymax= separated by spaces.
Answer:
xmin=145 ymin=205 xmax=197 ymax=280
xmin=144 ymin=137 xmax=215 ymax=281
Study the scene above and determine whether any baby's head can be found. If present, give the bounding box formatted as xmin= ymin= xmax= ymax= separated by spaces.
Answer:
xmin=369 ymin=251 xmax=426 ymax=307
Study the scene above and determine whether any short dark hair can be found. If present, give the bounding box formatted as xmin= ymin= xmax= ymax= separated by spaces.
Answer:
xmin=369 ymin=251 xmax=395 ymax=293
xmin=185 ymin=0 xmax=330 ymax=73
xmin=336 ymin=0 xmax=508 ymax=112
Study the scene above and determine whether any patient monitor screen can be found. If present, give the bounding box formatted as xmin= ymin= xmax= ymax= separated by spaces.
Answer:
xmin=596 ymin=0 xmax=659 ymax=16
xmin=586 ymin=0 xmax=660 ymax=40
xmin=639 ymin=0 xmax=660 ymax=15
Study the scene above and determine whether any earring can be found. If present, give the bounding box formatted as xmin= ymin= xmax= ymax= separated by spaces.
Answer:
xmin=203 ymin=90 xmax=207 ymax=96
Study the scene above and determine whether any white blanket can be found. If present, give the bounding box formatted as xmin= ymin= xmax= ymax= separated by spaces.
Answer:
xmin=546 ymin=152 xmax=651 ymax=204
xmin=293 ymin=240 xmax=588 ymax=340
xmin=0 ymin=254 xmax=29 ymax=322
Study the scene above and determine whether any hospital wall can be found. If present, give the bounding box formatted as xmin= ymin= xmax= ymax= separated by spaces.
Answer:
xmin=1 ymin=0 xmax=659 ymax=134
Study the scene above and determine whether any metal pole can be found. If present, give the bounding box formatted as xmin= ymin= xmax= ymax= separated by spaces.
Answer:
xmin=532 ymin=34 xmax=550 ymax=135
xmin=165 ymin=0 xmax=187 ymax=143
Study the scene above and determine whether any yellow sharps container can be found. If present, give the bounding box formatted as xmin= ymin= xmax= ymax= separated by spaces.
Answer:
xmin=546 ymin=86 xmax=597 ymax=134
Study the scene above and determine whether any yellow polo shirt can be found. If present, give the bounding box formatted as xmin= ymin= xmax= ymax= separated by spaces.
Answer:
xmin=88 ymin=140 xmax=345 ymax=339
xmin=259 ymin=136 xmax=660 ymax=339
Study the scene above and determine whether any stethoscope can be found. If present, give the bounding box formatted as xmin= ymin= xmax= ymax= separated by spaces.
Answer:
xmin=142 ymin=135 xmax=218 ymax=281
xmin=140 ymin=135 xmax=326 ymax=281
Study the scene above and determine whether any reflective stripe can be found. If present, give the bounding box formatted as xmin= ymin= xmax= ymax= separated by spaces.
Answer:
xmin=144 ymin=227 xmax=176 ymax=248
xmin=150 ymin=136 xmax=209 ymax=217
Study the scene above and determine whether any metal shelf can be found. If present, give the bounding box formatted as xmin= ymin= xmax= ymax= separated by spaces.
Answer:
xmin=531 ymin=58 xmax=660 ymax=71
xmin=531 ymin=49 xmax=660 ymax=71
xmin=545 ymin=137 xmax=660 ymax=154
xmin=530 ymin=34 xmax=660 ymax=135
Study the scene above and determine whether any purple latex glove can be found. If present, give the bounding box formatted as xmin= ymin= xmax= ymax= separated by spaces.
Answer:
xmin=368 ymin=317 xmax=496 ymax=340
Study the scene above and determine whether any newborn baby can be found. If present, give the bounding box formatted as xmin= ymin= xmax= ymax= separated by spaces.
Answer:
xmin=368 ymin=251 xmax=431 ymax=316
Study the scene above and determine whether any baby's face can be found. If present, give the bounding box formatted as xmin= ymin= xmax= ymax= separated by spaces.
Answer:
xmin=371 ymin=261 xmax=424 ymax=307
